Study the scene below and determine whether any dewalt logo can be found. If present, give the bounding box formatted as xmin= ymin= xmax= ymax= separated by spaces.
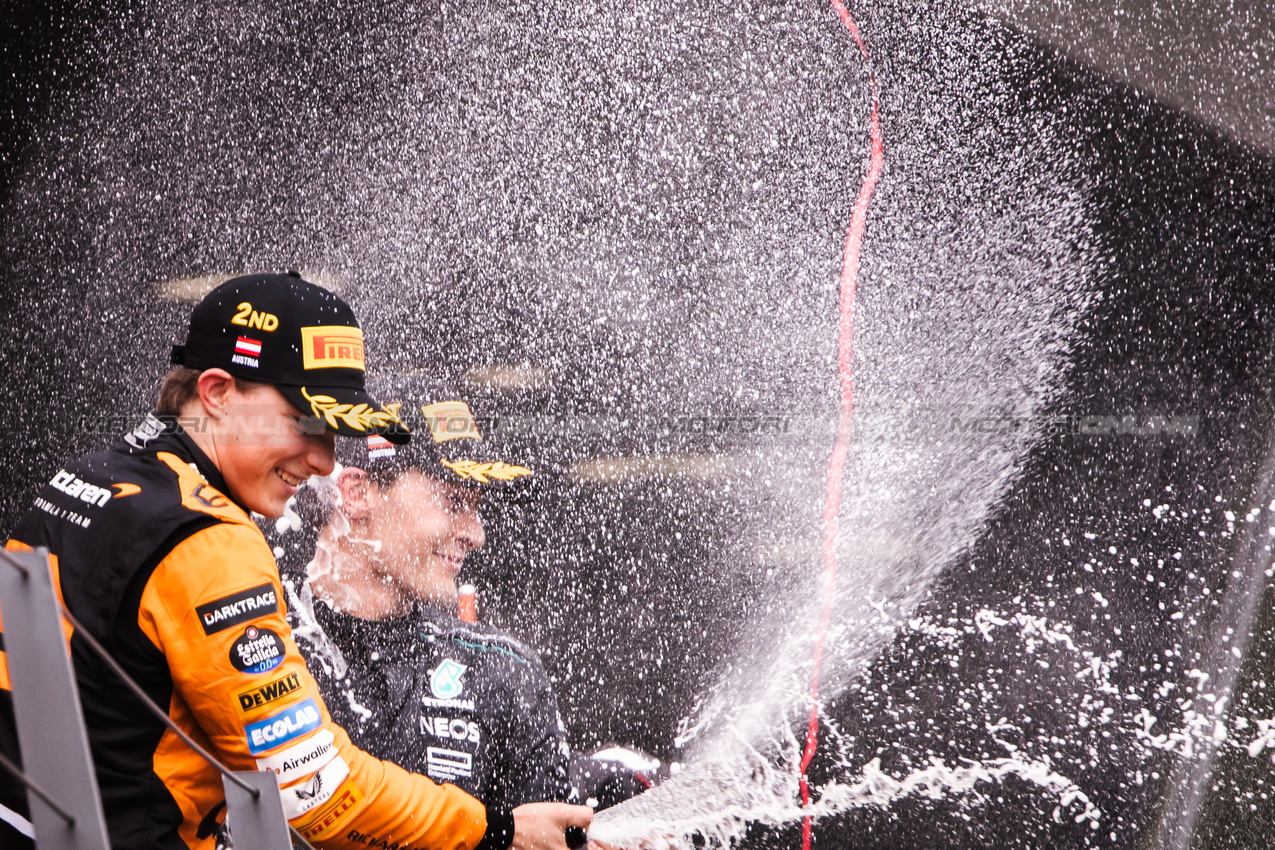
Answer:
xmin=237 ymin=672 xmax=302 ymax=713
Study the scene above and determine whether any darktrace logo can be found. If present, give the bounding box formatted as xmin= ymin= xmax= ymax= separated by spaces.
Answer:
xmin=198 ymin=583 xmax=279 ymax=636
xmin=230 ymin=626 xmax=285 ymax=675
xmin=237 ymin=672 xmax=301 ymax=712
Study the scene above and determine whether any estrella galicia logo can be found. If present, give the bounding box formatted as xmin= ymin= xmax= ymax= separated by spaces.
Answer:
xmin=245 ymin=698 xmax=322 ymax=755
xmin=429 ymin=659 xmax=468 ymax=700
xmin=196 ymin=583 xmax=279 ymax=636
xmin=230 ymin=626 xmax=285 ymax=675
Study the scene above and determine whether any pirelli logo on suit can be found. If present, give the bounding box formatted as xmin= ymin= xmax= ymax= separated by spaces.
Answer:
xmin=196 ymin=583 xmax=280 ymax=635
xmin=298 ymin=782 xmax=364 ymax=840
xmin=237 ymin=672 xmax=302 ymax=712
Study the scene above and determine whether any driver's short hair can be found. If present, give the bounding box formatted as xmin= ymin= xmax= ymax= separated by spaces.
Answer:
xmin=293 ymin=464 xmax=421 ymax=533
xmin=156 ymin=367 xmax=203 ymax=415
xmin=156 ymin=366 xmax=266 ymax=416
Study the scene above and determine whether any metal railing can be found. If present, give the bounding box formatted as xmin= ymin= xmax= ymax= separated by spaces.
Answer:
xmin=0 ymin=547 xmax=310 ymax=849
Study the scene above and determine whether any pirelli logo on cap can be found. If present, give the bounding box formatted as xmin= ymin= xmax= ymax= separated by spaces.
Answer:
xmin=196 ymin=583 xmax=280 ymax=636
xmin=421 ymin=401 xmax=481 ymax=444
xmin=301 ymin=326 xmax=366 ymax=371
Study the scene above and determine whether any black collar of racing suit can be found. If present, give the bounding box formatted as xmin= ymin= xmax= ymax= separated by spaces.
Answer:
xmin=311 ymin=593 xmax=420 ymax=659
xmin=123 ymin=412 xmax=244 ymax=513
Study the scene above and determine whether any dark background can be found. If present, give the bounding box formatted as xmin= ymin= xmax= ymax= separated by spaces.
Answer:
xmin=4 ymin=2 xmax=1275 ymax=848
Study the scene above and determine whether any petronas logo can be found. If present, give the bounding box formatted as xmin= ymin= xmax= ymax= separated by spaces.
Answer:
xmin=430 ymin=659 xmax=468 ymax=700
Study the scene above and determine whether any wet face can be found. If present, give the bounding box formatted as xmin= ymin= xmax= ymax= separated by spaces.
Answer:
xmin=367 ymin=469 xmax=486 ymax=608
xmin=213 ymin=382 xmax=337 ymax=518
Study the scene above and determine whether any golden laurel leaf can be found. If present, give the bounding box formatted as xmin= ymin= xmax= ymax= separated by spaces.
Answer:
xmin=302 ymin=387 xmax=402 ymax=432
xmin=440 ymin=459 xmax=533 ymax=484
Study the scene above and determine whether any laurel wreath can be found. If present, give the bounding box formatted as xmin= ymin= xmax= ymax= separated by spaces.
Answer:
xmin=440 ymin=459 xmax=533 ymax=483
xmin=302 ymin=387 xmax=405 ymax=433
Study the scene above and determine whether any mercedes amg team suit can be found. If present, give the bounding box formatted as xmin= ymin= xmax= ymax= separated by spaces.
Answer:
xmin=0 ymin=274 xmax=515 ymax=850
xmin=272 ymin=379 xmax=573 ymax=813
xmin=281 ymin=552 xmax=573 ymax=811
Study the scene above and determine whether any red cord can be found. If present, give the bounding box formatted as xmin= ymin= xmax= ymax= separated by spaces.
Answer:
xmin=799 ymin=3 xmax=883 ymax=848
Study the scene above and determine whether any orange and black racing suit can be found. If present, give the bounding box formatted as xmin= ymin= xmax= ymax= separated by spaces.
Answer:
xmin=0 ymin=414 xmax=515 ymax=850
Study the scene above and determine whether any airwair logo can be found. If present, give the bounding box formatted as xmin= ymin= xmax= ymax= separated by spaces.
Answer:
xmin=237 ymin=672 xmax=301 ymax=712
xmin=256 ymin=729 xmax=337 ymax=783
xmin=197 ymin=583 xmax=279 ymax=636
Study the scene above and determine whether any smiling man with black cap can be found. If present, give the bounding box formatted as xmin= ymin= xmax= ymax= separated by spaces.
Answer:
xmin=0 ymin=273 xmax=590 ymax=850
xmin=270 ymin=378 xmax=576 ymax=819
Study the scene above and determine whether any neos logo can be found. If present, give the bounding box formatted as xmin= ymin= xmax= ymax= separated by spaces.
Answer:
xmin=429 ymin=659 xmax=468 ymax=700
xmin=245 ymin=698 xmax=322 ymax=755
xmin=421 ymin=715 xmax=481 ymax=743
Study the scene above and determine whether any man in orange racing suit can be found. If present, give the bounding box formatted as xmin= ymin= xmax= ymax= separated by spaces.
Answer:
xmin=0 ymin=272 xmax=591 ymax=850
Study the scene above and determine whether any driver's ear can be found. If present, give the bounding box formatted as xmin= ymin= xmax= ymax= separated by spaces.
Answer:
xmin=336 ymin=467 xmax=376 ymax=521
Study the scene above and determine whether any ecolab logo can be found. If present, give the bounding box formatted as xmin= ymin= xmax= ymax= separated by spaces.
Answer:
xmin=245 ymin=698 xmax=322 ymax=755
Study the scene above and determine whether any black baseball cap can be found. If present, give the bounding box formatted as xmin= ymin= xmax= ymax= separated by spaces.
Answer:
xmin=171 ymin=272 xmax=410 ymax=443
xmin=337 ymin=376 xmax=533 ymax=491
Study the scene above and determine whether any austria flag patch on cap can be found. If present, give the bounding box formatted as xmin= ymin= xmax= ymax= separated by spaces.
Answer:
xmin=366 ymin=434 xmax=397 ymax=460
xmin=233 ymin=336 xmax=262 ymax=367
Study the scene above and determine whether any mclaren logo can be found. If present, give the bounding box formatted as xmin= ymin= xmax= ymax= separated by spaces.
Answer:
xmin=49 ymin=470 xmax=119 ymax=508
